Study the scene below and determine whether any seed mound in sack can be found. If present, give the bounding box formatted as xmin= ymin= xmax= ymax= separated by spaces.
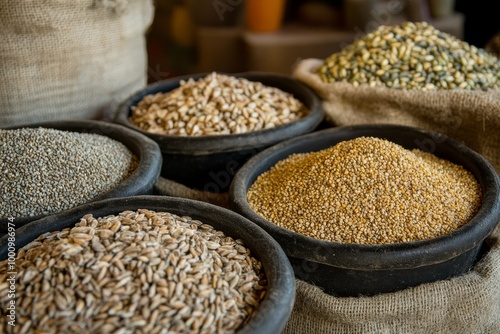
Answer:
xmin=317 ymin=21 xmax=500 ymax=91
xmin=292 ymin=23 xmax=500 ymax=174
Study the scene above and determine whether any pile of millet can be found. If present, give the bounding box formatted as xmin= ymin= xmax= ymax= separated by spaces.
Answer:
xmin=0 ymin=128 xmax=138 ymax=219
xmin=247 ymin=137 xmax=482 ymax=244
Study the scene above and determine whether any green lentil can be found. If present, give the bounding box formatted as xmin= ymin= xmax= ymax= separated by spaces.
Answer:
xmin=0 ymin=128 xmax=138 ymax=219
xmin=317 ymin=22 xmax=500 ymax=91
xmin=247 ymin=137 xmax=482 ymax=245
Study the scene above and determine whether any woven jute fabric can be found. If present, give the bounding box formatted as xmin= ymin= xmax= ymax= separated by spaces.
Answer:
xmin=154 ymin=177 xmax=230 ymax=208
xmin=292 ymin=58 xmax=500 ymax=174
xmin=0 ymin=0 xmax=154 ymax=126
xmin=283 ymin=225 xmax=500 ymax=334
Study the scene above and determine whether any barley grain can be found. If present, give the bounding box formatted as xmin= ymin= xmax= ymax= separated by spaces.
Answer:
xmin=130 ymin=72 xmax=307 ymax=136
xmin=0 ymin=209 xmax=266 ymax=333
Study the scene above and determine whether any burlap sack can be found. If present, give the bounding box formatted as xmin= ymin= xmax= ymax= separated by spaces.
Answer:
xmin=155 ymin=177 xmax=500 ymax=333
xmin=283 ymin=225 xmax=500 ymax=334
xmin=154 ymin=177 xmax=230 ymax=208
xmin=292 ymin=58 xmax=500 ymax=174
xmin=0 ymin=0 xmax=154 ymax=126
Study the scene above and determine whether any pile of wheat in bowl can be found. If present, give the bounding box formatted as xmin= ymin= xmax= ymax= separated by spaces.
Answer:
xmin=0 ymin=209 xmax=267 ymax=334
xmin=129 ymin=72 xmax=308 ymax=136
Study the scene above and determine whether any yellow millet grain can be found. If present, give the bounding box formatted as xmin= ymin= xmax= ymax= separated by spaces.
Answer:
xmin=247 ymin=137 xmax=482 ymax=245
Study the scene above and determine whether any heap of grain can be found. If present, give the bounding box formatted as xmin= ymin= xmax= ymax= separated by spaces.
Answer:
xmin=317 ymin=21 xmax=500 ymax=91
xmin=247 ymin=137 xmax=482 ymax=245
xmin=0 ymin=128 xmax=137 ymax=219
xmin=129 ymin=72 xmax=307 ymax=136
xmin=0 ymin=209 xmax=266 ymax=333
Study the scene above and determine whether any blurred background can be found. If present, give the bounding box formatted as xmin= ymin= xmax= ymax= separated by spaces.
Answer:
xmin=147 ymin=0 xmax=499 ymax=82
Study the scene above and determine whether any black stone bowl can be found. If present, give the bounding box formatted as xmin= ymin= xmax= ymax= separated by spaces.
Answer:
xmin=229 ymin=124 xmax=500 ymax=296
xmin=0 ymin=120 xmax=162 ymax=232
xmin=0 ymin=195 xmax=295 ymax=334
xmin=114 ymin=72 xmax=324 ymax=193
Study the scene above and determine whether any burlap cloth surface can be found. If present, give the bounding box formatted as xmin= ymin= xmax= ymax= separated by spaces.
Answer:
xmin=0 ymin=0 xmax=154 ymax=127
xmin=155 ymin=177 xmax=500 ymax=333
xmin=154 ymin=177 xmax=230 ymax=208
xmin=282 ymin=226 xmax=500 ymax=333
xmin=292 ymin=58 xmax=500 ymax=174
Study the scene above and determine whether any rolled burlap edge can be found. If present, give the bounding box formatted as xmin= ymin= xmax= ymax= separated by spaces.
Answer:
xmin=283 ymin=225 xmax=500 ymax=334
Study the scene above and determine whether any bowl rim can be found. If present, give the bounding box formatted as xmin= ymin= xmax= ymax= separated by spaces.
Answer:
xmin=113 ymin=71 xmax=325 ymax=154
xmin=229 ymin=124 xmax=500 ymax=270
xmin=0 ymin=120 xmax=162 ymax=230
xmin=0 ymin=195 xmax=296 ymax=334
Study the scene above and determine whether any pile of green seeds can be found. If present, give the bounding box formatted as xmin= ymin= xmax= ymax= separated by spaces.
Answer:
xmin=0 ymin=128 xmax=138 ymax=219
xmin=317 ymin=21 xmax=500 ymax=91
xmin=247 ymin=137 xmax=482 ymax=244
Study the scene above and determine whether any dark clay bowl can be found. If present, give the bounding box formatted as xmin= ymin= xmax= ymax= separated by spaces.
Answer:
xmin=114 ymin=72 xmax=324 ymax=193
xmin=0 ymin=120 xmax=162 ymax=232
xmin=0 ymin=195 xmax=295 ymax=334
xmin=229 ymin=124 xmax=500 ymax=296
